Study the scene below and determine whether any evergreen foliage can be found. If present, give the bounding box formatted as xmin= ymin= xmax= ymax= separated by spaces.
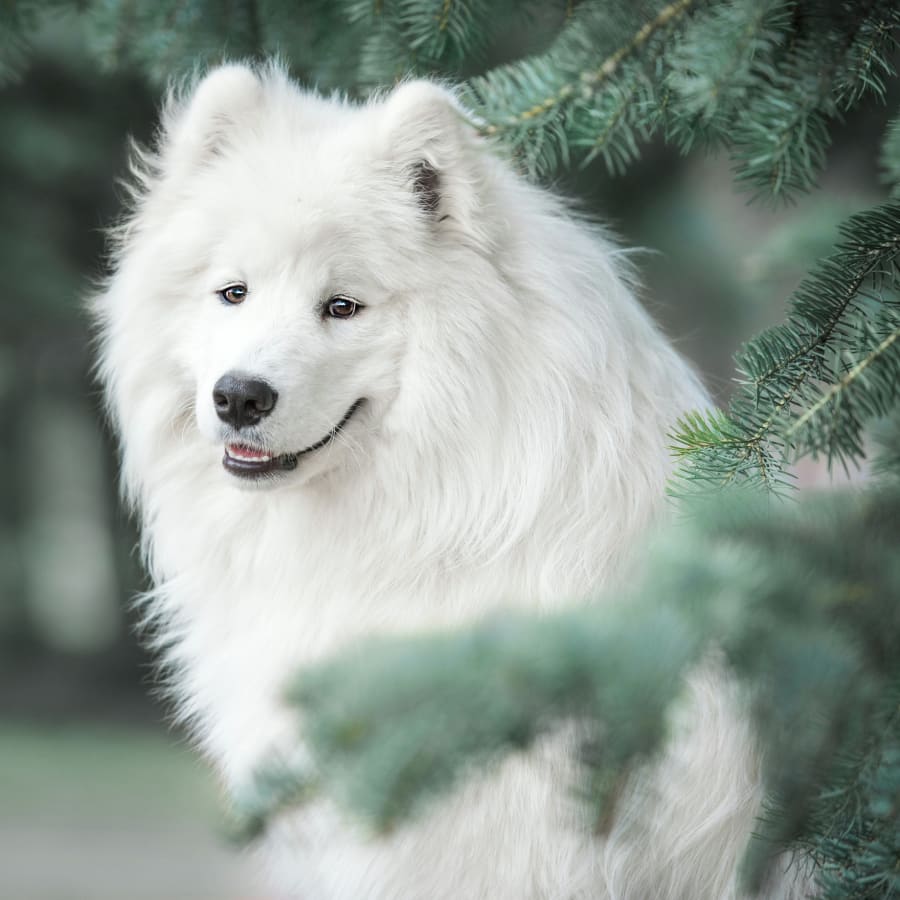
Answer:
xmin=673 ymin=202 xmax=900 ymax=493
xmin=232 ymin=486 xmax=900 ymax=895
xmin=5 ymin=2 xmax=900 ymax=896
xmin=7 ymin=2 xmax=899 ymax=192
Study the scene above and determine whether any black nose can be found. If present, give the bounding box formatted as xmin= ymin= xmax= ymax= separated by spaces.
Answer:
xmin=212 ymin=373 xmax=278 ymax=430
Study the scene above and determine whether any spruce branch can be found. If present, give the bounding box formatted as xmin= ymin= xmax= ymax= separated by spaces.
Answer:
xmin=341 ymin=0 xmax=385 ymax=22
xmin=228 ymin=760 xmax=318 ymax=844
xmin=280 ymin=602 xmax=702 ymax=830
xmin=785 ymin=316 xmax=900 ymax=459
xmin=728 ymin=4 xmax=899 ymax=200
xmin=804 ymin=692 xmax=900 ymax=899
xmin=396 ymin=0 xmax=492 ymax=66
xmin=673 ymin=202 xmax=900 ymax=491
xmin=664 ymin=0 xmax=791 ymax=152
xmin=729 ymin=64 xmax=831 ymax=200
xmin=831 ymin=4 xmax=900 ymax=110
xmin=234 ymin=489 xmax=900 ymax=896
xmin=749 ymin=227 xmax=900 ymax=395
xmin=340 ymin=0 xmax=518 ymax=86
xmin=7 ymin=1 xmax=897 ymax=199
xmin=575 ymin=59 xmax=656 ymax=173
xmin=575 ymin=0 xmax=694 ymax=96
xmin=466 ymin=0 xmax=696 ymax=176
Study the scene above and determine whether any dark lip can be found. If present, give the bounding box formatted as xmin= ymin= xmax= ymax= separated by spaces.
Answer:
xmin=222 ymin=399 xmax=364 ymax=479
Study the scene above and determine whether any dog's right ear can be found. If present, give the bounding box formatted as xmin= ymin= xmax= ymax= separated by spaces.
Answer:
xmin=378 ymin=81 xmax=487 ymax=237
xmin=159 ymin=64 xmax=263 ymax=176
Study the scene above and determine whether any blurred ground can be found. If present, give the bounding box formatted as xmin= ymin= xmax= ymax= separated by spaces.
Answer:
xmin=0 ymin=723 xmax=267 ymax=899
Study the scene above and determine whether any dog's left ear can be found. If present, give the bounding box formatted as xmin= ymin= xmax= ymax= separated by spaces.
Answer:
xmin=378 ymin=81 xmax=485 ymax=230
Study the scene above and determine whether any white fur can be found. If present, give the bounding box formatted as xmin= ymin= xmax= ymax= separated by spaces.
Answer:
xmin=93 ymin=63 xmax=806 ymax=899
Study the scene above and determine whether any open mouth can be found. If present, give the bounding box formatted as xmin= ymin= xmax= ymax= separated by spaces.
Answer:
xmin=223 ymin=399 xmax=364 ymax=478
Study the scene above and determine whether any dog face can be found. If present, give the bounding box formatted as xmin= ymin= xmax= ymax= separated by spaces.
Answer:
xmin=186 ymin=168 xmax=409 ymax=486
xmin=119 ymin=66 xmax=490 ymax=489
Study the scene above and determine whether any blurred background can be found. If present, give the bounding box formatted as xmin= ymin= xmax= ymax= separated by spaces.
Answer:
xmin=1 ymin=8 xmax=894 ymax=900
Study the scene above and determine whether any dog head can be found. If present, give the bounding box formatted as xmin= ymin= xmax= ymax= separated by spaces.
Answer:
xmin=99 ymin=64 xmax=505 ymax=492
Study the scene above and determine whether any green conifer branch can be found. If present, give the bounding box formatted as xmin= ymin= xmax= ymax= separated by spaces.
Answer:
xmin=786 ymin=323 xmax=900 ymax=441
xmin=673 ymin=202 xmax=900 ymax=490
xmin=727 ymin=5 xmax=898 ymax=199
xmin=234 ymin=489 xmax=900 ymax=896
xmin=397 ymin=0 xmax=491 ymax=64
xmin=729 ymin=64 xmax=830 ymax=200
xmin=466 ymin=0 xmax=696 ymax=175
xmin=6 ymin=2 xmax=897 ymax=198
xmin=663 ymin=0 xmax=790 ymax=151
xmin=581 ymin=82 xmax=642 ymax=167
xmin=750 ymin=231 xmax=900 ymax=393
xmin=832 ymin=5 xmax=900 ymax=109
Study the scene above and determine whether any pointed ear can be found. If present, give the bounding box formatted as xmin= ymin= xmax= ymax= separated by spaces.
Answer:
xmin=160 ymin=63 xmax=263 ymax=175
xmin=378 ymin=81 xmax=485 ymax=232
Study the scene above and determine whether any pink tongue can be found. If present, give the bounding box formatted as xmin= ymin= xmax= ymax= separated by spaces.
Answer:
xmin=230 ymin=444 xmax=268 ymax=459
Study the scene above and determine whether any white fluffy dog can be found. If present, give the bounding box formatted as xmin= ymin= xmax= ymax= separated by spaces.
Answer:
xmin=94 ymin=63 xmax=799 ymax=899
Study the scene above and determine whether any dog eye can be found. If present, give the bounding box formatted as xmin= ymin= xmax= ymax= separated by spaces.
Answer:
xmin=218 ymin=283 xmax=248 ymax=305
xmin=325 ymin=295 xmax=361 ymax=319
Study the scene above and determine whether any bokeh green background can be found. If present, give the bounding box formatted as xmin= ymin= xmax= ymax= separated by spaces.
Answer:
xmin=1 ymin=10 xmax=894 ymax=899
